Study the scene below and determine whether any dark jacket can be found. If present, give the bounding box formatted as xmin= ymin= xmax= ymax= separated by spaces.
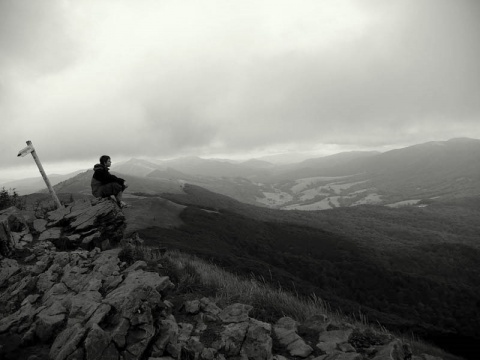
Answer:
xmin=91 ymin=164 xmax=125 ymax=197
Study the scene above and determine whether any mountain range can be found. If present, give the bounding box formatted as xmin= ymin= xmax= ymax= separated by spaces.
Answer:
xmin=27 ymin=137 xmax=477 ymax=210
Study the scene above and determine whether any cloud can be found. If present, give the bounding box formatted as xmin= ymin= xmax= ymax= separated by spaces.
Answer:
xmin=0 ymin=0 xmax=78 ymax=75
xmin=1 ymin=0 xmax=479 ymax=177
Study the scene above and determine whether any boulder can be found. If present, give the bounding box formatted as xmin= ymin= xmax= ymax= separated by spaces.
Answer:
xmin=218 ymin=303 xmax=253 ymax=323
xmin=317 ymin=329 xmax=353 ymax=354
xmin=241 ymin=318 xmax=273 ymax=360
xmin=0 ymin=207 xmax=35 ymax=257
xmin=0 ymin=210 xmax=17 ymax=258
xmin=44 ymin=199 xmax=126 ymax=250
xmin=372 ymin=339 xmax=408 ymax=360
xmin=274 ymin=317 xmax=313 ymax=358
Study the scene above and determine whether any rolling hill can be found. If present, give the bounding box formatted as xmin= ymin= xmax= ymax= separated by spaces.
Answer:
xmin=13 ymin=138 xmax=480 ymax=212
xmin=155 ymin=185 xmax=480 ymax=359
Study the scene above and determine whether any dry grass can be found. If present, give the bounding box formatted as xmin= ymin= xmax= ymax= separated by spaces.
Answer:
xmin=163 ymin=249 xmax=339 ymax=324
xmin=121 ymin=243 xmax=466 ymax=360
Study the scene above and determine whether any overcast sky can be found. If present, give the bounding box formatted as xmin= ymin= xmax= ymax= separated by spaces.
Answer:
xmin=1 ymin=0 xmax=479 ymax=179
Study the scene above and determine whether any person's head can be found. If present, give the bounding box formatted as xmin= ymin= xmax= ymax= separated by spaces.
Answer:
xmin=99 ymin=155 xmax=111 ymax=167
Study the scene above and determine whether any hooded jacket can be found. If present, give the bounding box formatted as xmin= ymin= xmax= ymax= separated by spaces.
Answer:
xmin=91 ymin=163 xmax=125 ymax=197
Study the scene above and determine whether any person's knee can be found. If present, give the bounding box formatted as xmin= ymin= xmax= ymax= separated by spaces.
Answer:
xmin=111 ymin=183 xmax=123 ymax=196
xmin=100 ymin=182 xmax=123 ymax=198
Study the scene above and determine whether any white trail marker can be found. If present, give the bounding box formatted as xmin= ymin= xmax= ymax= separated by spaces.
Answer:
xmin=17 ymin=140 xmax=63 ymax=209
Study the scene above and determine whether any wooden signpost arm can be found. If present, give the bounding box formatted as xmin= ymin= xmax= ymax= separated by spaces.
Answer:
xmin=24 ymin=141 xmax=63 ymax=209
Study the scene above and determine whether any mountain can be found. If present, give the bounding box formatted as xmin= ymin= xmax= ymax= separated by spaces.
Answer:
xmin=0 ymin=170 xmax=85 ymax=195
xmin=111 ymin=158 xmax=163 ymax=177
xmin=52 ymin=170 xmax=185 ymax=196
xmin=274 ymin=151 xmax=379 ymax=179
xmin=364 ymin=138 xmax=480 ymax=200
xmin=9 ymin=138 xmax=480 ymax=210
xmin=248 ymin=138 xmax=480 ymax=209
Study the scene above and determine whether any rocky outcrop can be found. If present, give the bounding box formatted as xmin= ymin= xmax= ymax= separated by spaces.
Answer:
xmin=0 ymin=206 xmax=34 ymax=258
xmin=0 ymin=239 xmax=427 ymax=360
xmin=0 ymin=199 xmax=125 ymax=257
xmin=0 ymin=201 xmax=440 ymax=360
xmin=0 ymin=244 xmax=174 ymax=360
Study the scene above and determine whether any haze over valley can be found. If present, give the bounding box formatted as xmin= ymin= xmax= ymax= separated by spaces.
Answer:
xmin=5 ymin=137 xmax=479 ymax=211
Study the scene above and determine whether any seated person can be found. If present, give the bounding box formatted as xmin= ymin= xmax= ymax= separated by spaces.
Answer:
xmin=91 ymin=155 xmax=128 ymax=207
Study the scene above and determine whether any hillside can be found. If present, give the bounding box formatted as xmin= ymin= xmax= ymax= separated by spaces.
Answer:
xmin=52 ymin=170 xmax=186 ymax=196
xmin=158 ymin=185 xmax=480 ymax=359
xmin=0 ymin=170 xmax=85 ymax=195
xmin=121 ymin=138 xmax=480 ymax=209
xmin=1 ymin=199 xmax=462 ymax=360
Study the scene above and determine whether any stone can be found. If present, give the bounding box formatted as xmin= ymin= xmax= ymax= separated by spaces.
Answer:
xmin=185 ymin=299 xmax=201 ymax=314
xmin=152 ymin=315 xmax=179 ymax=357
xmin=372 ymin=340 xmax=407 ymax=360
xmin=42 ymin=282 xmax=70 ymax=307
xmin=418 ymin=355 xmax=443 ymax=360
xmin=84 ymin=323 xmax=111 ymax=360
xmin=0 ymin=213 xmax=16 ymax=257
xmin=316 ymin=353 xmax=362 ymax=360
xmin=219 ymin=303 xmax=253 ymax=323
xmin=104 ymin=270 xmax=172 ymax=314
xmin=86 ymin=303 xmax=112 ymax=328
xmin=38 ymin=227 xmax=65 ymax=249
xmin=274 ymin=317 xmax=313 ymax=358
xmin=45 ymin=199 xmax=126 ymax=250
xmin=111 ymin=317 xmax=130 ymax=348
xmin=184 ymin=336 xmax=205 ymax=359
xmin=124 ymin=260 xmax=148 ymax=273
xmin=338 ymin=343 xmax=357 ymax=352
xmin=178 ymin=322 xmax=194 ymax=343
xmin=216 ymin=321 xmax=249 ymax=356
xmin=49 ymin=323 xmax=87 ymax=360
xmin=303 ymin=314 xmax=330 ymax=333
xmin=0 ymin=258 xmax=20 ymax=287
xmin=21 ymin=294 xmax=41 ymax=306
xmin=200 ymin=297 xmax=222 ymax=320
xmin=81 ymin=231 xmax=102 ymax=250
xmin=21 ymin=233 xmax=34 ymax=243
xmin=33 ymin=219 xmax=48 ymax=233
xmin=67 ymin=291 xmax=102 ymax=326
xmin=0 ymin=302 xmax=37 ymax=334
xmin=241 ymin=318 xmax=273 ymax=360
xmin=126 ymin=323 xmax=156 ymax=360
xmin=201 ymin=347 xmax=218 ymax=360
xmin=36 ymin=268 xmax=59 ymax=292
xmin=35 ymin=301 xmax=67 ymax=342
xmin=317 ymin=329 xmax=353 ymax=354
xmin=1 ymin=273 xmax=37 ymax=307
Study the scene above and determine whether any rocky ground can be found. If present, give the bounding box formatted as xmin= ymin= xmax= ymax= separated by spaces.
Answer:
xmin=0 ymin=199 xmax=442 ymax=360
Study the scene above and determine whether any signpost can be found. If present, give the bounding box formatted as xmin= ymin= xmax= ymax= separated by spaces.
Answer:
xmin=17 ymin=140 xmax=63 ymax=209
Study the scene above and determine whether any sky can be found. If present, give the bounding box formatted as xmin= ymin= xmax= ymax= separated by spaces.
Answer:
xmin=1 ymin=0 xmax=479 ymax=180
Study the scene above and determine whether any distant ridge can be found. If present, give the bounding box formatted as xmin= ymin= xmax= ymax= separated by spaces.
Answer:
xmin=7 ymin=138 xmax=480 ymax=207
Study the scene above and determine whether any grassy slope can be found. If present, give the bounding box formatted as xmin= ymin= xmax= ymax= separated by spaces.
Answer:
xmin=122 ymin=245 xmax=466 ymax=360
xmin=157 ymin=185 xmax=480 ymax=359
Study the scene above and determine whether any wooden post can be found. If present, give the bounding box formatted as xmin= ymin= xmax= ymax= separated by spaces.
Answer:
xmin=18 ymin=140 xmax=63 ymax=209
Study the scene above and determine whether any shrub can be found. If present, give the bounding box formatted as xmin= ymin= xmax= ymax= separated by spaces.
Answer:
xmin=0 ymin=187 xmax=25 ymax=211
